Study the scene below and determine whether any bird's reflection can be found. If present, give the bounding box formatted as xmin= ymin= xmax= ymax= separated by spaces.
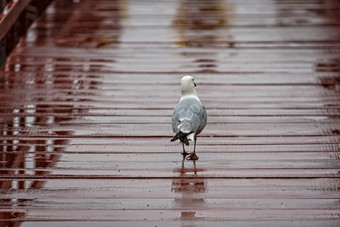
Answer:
xmin=172 ymin=155 xmax=207 ymax=222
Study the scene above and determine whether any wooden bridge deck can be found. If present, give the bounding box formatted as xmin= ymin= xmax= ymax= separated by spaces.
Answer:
xmin=1 ymin=0 xmax=340 ymax=226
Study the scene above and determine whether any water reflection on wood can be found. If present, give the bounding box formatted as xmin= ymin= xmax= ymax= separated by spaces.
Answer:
xmin=0 ymin=0 xmax=340 ymax=226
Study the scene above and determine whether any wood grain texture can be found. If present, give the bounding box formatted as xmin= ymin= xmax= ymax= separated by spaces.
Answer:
xmin=1 ymin=0 xmax=340 ymax=226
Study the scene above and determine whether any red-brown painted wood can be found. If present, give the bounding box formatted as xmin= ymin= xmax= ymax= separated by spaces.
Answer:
xmin=1 ymin=0 xmax=340 ymax=226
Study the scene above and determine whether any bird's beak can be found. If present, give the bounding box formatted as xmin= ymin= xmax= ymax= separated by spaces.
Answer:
xmin=194 ymin=82 xmax=197 ymax=87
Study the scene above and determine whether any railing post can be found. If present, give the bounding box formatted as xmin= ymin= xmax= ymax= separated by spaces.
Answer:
xmin=0 ymin=39 xmax=4 ymax=68
xmin=0 ymin=0 xmax=4 ymax=67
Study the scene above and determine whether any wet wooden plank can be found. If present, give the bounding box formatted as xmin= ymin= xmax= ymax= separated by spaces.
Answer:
xmin=0 ymin=209 xmax=338 ymax=222
xmin=1 ymin=107 xmax=340 ymax=116
xmin=1 ymin=115 xmax=338 ymax=125
xmin=2 ymin=198 xmax=339 ymax=210
xmin=8 ymin=221 xmax=340 ymax=227
xmin=1 ymin=178 xmax=339 ymax=198
xmin=1 ymin=135 xmax=340 ymax=146
xmin=1 ymin=72 xmax=339 ymax=90
xmin=1 ymin=144 xmax=339 ymax=154
xmin=2 ymin=122 xmax=340 ymax=137
xmin=1 ymin=150 xmax=340 ymax=172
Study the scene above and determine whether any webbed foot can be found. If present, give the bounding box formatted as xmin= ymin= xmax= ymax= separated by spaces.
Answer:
xmin=186 ymin=152 xmax=199 ymax=161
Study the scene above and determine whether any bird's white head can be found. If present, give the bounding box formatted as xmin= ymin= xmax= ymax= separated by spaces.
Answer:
xmin=180 ymin=75 xmax=198 ymax=98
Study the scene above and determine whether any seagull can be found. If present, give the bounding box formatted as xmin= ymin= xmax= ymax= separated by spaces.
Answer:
xmin=171 ymin=75 xmax=207 ymax=160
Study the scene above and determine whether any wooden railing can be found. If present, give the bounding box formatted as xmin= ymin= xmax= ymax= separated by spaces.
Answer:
xmin=0 ymin=0 xmax=53 ymax=67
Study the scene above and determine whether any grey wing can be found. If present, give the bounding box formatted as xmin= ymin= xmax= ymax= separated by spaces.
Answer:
xmin=198 ymin=104 xmax=207 ymax=131
xmin=172 ymin=98 xmax=207 ymax=134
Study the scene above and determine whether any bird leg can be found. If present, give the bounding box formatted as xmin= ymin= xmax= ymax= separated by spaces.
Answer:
xmin=186 ymin=136 xmax=199 ymax=160
xmin=181 ymin=142 xmax=190 ymax=156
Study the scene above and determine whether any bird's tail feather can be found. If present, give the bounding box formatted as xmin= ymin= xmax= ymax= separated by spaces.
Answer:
xmin=170 ymin=131 xmax=191 ymax=146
